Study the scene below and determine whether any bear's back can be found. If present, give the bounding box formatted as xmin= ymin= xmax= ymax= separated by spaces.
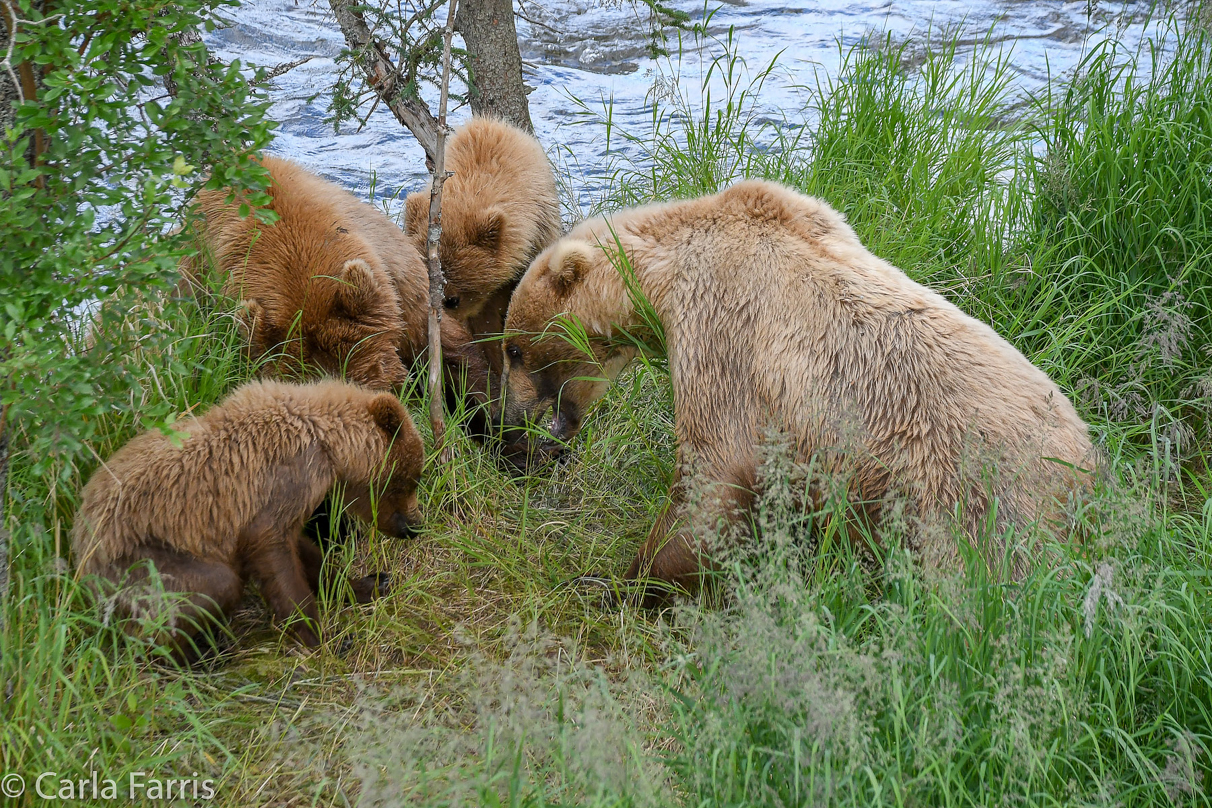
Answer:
xmin=592 ymin=180 xmax=1093 ymax=508
xmin=194 ymin=157 xmax=432 ymax=362
xmin=430 ymin=117 xmax=561 ymax=279
xmin=447 ymin=117 xmax=560 ymax=240
xmin=71 ymin=381 xmax=362 ymax=571
xmin=322 ymin=184 xmax=429 ymax=344
xmin=194 ymin=158 xmax=375 ymax=298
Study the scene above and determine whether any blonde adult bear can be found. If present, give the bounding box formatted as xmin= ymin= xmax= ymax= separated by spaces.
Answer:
xmin=500 ymin=180 xmax=1095 ymax=601
xmin=72 ymin=379 xmax=425 ymax=654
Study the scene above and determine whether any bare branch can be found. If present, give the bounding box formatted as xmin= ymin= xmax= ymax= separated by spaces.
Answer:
xmin=425 ymin=0 xmax=457 ymax=458
xmin=329 ymin=0 xmax=440 ymax=165
xmin=259 ymin=55 xmax=315 ymax=84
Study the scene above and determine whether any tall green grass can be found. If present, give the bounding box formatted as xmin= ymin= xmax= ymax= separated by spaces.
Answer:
xmin=3 ymin=4 xmax=1212 ymax=806
xmin=565 ymin=6 xmax=1212 ymax=806
xmin=660 ymin=457 xmax=1211 ymax=807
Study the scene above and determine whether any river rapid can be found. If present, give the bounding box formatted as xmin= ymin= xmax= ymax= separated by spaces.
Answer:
xmin=203 ymin=0 xmax=1171 ymax=211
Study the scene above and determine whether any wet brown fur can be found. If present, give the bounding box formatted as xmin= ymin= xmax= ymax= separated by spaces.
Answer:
xmin=71 ymin=379 xmax=424 ymax=652
xmin=502 ymin=180 xmax=1096 ymax=601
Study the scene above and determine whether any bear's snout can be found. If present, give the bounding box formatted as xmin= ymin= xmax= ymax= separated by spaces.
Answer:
xmin=549 ymin=404 xmax=582 ymax=441
xmin=499 ymin=394 xmax=542 ymax=431
xmin=387 ymin=511 xmax=420 ymax=539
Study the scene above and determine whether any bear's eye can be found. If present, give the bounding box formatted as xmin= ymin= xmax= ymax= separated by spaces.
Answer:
xmin=443 ymin=295 xmax=460 ymax=309
xmin=506 ymin=345 xmax=522 ymax=362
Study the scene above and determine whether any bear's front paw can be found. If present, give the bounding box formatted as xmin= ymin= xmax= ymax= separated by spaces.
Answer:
xmin=582 ymin=574 xmax=683 ymax=610
xmin=350 ymin=572 xmax=392 ymax=604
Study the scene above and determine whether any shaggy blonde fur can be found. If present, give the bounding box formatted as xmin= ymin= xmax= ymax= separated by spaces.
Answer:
xmin=404 ymin=116 xmax=561 ymax=324
xmin=502 ymin=180 xmax=1096 ymax=597
xmin=72 ymin=379 xmax=424 ymax=650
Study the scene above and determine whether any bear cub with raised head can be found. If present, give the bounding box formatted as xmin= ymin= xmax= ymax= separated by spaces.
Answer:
xmin=72 ymin=379 xmax=424 ymax=654
xmin=405 ymin=117 xmax=563 ymax=465
xmin=404 ymin=116 xmax=561 ymax=329
xmin=502 ymin=180 xmax=1095 ymax=601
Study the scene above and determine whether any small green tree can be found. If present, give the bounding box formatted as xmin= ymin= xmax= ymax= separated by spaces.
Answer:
xmin=0 ymin=0 xmax=275 ymax=589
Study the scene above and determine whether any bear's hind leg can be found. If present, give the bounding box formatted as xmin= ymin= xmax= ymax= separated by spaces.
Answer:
xmin=103 ymin=546 xmax=243 ymax=660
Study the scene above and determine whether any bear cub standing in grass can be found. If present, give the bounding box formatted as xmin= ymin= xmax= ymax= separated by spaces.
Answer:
xmin=405 ymin=117 xmax=563 ymax=463
xmin=72 ymin=379 xmax=424 ymax=655
xmin=501 ymin=180 xmax=1095 ymax=601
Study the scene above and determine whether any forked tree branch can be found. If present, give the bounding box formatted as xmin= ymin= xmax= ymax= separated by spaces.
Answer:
xmin=329 ymin=0 xmax=441 ymax=166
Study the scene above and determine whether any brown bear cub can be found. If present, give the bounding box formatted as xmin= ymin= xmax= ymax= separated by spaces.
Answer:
xmin=182 ymin=156 xmax=427 ymax=390
xmin=183 ymin=155 xmax=546 ymax=468
xmin=502 ymin=180 xmax=1096 ymax=602
xmin=404 ymin=116 xmax=561 ymax=328
xmin=72 ymin=379 xmax=424 ymax=654
xmin=404 ymin=117 xmax=563 ymax=466
xmin=182 ymin=156 xmax=492 ymax=397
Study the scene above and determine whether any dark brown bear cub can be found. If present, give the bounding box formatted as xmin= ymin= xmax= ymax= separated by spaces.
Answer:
xmin=71 ymin=379 xmax=424 ymax=654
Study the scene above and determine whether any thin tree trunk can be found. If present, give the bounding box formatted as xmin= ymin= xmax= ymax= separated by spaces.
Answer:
xmin=1 ymin=2 xmax=22 ymax=136
xmin=329 ymin=0 xmax=441 ymax=166
xmin=426 ymin=0 xmax=457 ymax=458
xmin=455 ymin=0 xmax=533 ymax=133
xmin=2 ymin=0 xmax=44 ymax=177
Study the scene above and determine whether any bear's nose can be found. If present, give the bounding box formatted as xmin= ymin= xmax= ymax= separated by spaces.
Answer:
xmin=550 ymin=409 xmax=581 ymax=441
xmin=388 ymin=512 xmax=417 ymax=539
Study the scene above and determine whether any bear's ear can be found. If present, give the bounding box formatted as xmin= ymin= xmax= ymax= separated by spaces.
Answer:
xmin=368 ymin=393 xmax=406 ymax=437
xmin=549 ymin=242 xmax=595 ymax=295
xmin=334 ymin=259 xmax=381 ymax=312
xmin=239 ymin=298 xmax=286 ymax=350
xmin=403 ymin=191 xmax=428 ymax=238
xmin=235 ymin=298 xmax=263 ymax=343
xmin=472 ymin=207 xmax=506 ymax=250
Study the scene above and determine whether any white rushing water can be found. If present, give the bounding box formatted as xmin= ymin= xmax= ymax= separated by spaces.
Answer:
xmin=203 ymin=0 xmax=1168 ymax=210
